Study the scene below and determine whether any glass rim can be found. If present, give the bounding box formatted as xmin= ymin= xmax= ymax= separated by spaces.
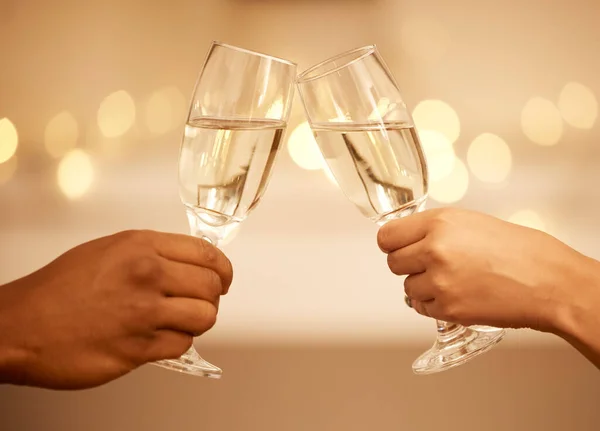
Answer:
xmin=296 ymin=45 xmax=377 ymax=84
xmin=211 ymin=41 xmax=298 ymax=67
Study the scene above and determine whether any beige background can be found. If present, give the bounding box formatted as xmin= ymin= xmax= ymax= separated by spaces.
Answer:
xmin=1 ymin=344 xmax=599 ymax=431
xmin=1 ymin=0 xmax=599 ymax=429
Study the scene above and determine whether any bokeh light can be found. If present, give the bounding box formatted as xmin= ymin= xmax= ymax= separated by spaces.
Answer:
xmin=508 ymin=209 xmax=547 ymax=232
xmin=521 ymin=97 xmax=563 ymax=146
xmin=287 ymin=121 xmax=325 ymax=170
xmin=0 ymin=118 xmax=18 ymax=163
xmin=412 ymin=100 xmax=460 ymax=144
xmin=557 ymin=82 xmax=598 ymax=129
xmin=57 ymin=149 xmax=94 ymax=199
xmin=97 ymin=90 xmax=136 ymax=138
xmin=44 ymin=111 xmax=79 ymax=158
xmin=419 ymin=129 xmax=456 ymax=181
xmin=0 ymin=156 xmax=17 ymax=185
xmin=467 ymin=133 xmax=512 ymax=183
xmin=428 ymin=158 xmax=469 ymax=203
xmin=145 ymin=86 xmax=187 ymax=135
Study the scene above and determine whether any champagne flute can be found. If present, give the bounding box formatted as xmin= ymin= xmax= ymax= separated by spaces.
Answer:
xmin=296 ymin=45 xmax=505 ymax=375
xmin=153 ymin=41 xmax=296 ymax=378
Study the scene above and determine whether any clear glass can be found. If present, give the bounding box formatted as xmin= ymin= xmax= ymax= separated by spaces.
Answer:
xmin=296 ymin=45 xmax=505 ymax=375
xmin=153 ymin=42 xmax=296 ymax=378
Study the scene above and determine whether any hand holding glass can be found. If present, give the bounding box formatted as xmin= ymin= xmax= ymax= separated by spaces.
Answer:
xmin=296 ymin=45 xmax=505 ymax=374
xmin=153 ymin=42 xmax=296 ymax=378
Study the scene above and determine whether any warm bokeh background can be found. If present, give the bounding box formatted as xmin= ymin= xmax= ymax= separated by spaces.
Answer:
xmin=1 ymin=0 xmax=599 ymax=430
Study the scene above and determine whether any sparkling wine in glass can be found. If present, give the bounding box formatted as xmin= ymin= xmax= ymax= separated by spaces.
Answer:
xmin=153 ymin=41 xmax=296 ymax=378
xmin=296 ymin=45 xmax=505 ymax=375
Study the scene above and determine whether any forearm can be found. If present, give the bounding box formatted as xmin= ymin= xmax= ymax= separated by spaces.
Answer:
xmin=553 ymin=255 xmax=600 ymax=369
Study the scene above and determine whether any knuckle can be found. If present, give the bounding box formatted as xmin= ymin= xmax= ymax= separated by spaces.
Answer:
xmin=414 ymin=302 xmax=429 ymax=317
xmin=428 ymin=208 xmax=466 ymax=232
xmin=115 ymin=229 xmax=150 ymax=245
xmin=376 ymin=226 xmax=390 ymax=250
xmin=199 ymin=303 xmax=218 ymax=333
xmin=197 ymin=238 xmax=218 ymax=263
xmin=114 ymin=229 xmax=137 ymax=242
xmin=428 ymin=213 xmax=451 ymax=232
xmin=423 ymin=239 xmax=450 ymax=265
xmin=386 ymin=254 xmax=402 ymax=275
xmin=403 ymin=276 xmax=416 ymax=296
xmin=124 ymin=299 xmax=161 ymax=332
xmin=438 ymin=303 xmax=461 ymax=322
xmin=223 ymin=257 xmax=234 ymax=291
xmin=127 ymin=254 xmax=163 ymax=283
xmin=377 ymin=221 xmax=399 ymax=252
xmin=203 ymin=269 xmax=224 ymax=299
xmin=429 ymin=271 xmax=450 ymax=293
xmin=112 ymin=230 xmax=155 ymax=260
xmin=433 ymin=207 xmax=458 ymax=221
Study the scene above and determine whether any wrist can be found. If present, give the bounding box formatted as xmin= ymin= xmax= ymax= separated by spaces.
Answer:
xmin=551 ymin=255 xmax=600 ymax=345
xmin=0 ymin=280 xmax=33 ymax=385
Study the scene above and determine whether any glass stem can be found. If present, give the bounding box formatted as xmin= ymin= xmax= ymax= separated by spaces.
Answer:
xmin=436 ymin=320 xmax=467 ymax=343
xmin=186 ymin=208 xmax=221 ymax=245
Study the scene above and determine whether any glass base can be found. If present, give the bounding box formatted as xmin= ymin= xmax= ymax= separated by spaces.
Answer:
xmin=152 ymin=346 xmax=222 ymax=379
xmin=412 ymin=326 xmax=505 ymax=375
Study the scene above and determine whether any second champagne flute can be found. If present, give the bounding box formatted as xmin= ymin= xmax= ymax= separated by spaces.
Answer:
xmin=296 ymin=45 xmax=505 ymax=375
xmin=153 ymin=42 xmax=296 ymax=378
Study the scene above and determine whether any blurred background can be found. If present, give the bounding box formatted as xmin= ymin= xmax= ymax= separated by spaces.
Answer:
xmin=1 ymin=0 xmax=599 ymax=429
